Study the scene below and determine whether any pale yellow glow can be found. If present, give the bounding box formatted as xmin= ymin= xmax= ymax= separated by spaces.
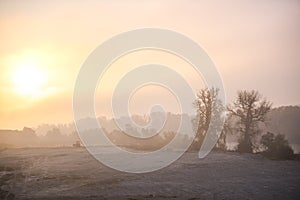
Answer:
xmin=0 ymin=0 xmax=299 ymax=129
xmin=12 ymin=62 xmax=47 ymax=96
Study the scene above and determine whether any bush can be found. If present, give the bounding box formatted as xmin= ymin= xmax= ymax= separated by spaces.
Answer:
xmin=260 ymin=132 xmax=294 ymax=160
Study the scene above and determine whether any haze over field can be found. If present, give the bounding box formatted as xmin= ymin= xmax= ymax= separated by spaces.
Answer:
xmin=0 ymin=0 xmax=300 ymax=129
xmin=1 ymin=1 xmax=300 ymax=200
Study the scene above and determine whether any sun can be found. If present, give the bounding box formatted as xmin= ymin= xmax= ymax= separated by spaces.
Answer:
xmin=12 ymin=64 xmax=47 ymax=96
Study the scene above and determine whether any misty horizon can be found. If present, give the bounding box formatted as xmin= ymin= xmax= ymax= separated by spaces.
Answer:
xmin=1 ymin=1 xmax=300 ymax=199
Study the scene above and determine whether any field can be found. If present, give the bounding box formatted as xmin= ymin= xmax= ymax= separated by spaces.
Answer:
xmin=1 ymin=148 xmax=300 ymax=200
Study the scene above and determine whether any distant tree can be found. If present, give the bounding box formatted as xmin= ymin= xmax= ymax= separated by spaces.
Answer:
xmin=191 ymin=88 xmax=224 ymax=151
xmin=22 ymin=127 xmax=35 ymax=135
xmin=21 ymin=127 xmax=37 ymax=140
xmin=260 ymin=132 xmax=294 ymax=159
xmin=228 ymin=90 xmax=272 ymax=153
xmin=46 ymin=128 xmax=62 ymax=137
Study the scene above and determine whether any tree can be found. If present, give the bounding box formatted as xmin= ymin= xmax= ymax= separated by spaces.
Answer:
xmin=228 ymin=90 xmax=272 ymax=153
xmin=191 ymin=87 xmax=224 ymax=151
xmin=214 ymin=116 xmax=232 ymax=151
xmin=260 ymin=132 xmax=294 ymax=160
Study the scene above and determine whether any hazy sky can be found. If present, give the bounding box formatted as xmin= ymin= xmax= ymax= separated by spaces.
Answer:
xmin=0 ymin=0 xmax=300 ymax=129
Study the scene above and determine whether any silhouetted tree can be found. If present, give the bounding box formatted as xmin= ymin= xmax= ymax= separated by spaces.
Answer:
xmin=214 ymin=116 xmax=232 ymax=151
xmin=260 ymin=132 xmax=294 ymax=159
xmin=191 ymin=88 xmax=224 ymax=151
xmin=228 ymin=90 xmax=272 ymax=153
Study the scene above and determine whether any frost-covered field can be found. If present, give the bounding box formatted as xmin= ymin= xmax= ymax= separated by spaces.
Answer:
xmin=1 ymin=148 xmax=300 ymax=200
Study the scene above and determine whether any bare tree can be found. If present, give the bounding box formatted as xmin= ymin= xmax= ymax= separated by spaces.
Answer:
xmin=228 ymin=90 xmax=272 ymax=153
xmin=191 ymin=88 xmax=224 ymax=151
xmin=214 ymin=116 xmax=232 ymax=151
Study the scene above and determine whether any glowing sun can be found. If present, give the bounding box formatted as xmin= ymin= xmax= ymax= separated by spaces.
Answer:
xmin=12 ymin=64 xmax=47 ymax=96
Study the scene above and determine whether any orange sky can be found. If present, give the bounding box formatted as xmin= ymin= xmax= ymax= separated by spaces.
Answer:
xmin=0 ymin=0 xmax=300 ymax=129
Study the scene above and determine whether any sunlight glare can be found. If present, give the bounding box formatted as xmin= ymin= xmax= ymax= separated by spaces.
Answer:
xmin=12 ymin=64 xmax=47 ymax=96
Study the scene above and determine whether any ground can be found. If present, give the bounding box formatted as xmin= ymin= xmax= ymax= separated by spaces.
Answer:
xmin=0 ymin=148 xmax=300 ymax=200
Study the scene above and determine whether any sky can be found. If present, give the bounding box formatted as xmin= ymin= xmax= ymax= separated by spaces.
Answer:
xmin=0 ymin=0 xmax=300 ymax=129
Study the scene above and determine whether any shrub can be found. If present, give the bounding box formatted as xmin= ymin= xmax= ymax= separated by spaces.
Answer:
xmin=260 ymin=132 xmax=294 ymax=160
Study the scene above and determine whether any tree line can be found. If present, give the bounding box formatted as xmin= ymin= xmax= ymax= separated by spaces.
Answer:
xmin=191 ymin=88 xmax=294 ymax=160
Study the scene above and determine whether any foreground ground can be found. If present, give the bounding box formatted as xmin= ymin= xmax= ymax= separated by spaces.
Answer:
xmin=0 ymin=148 xmax=300 ymax=200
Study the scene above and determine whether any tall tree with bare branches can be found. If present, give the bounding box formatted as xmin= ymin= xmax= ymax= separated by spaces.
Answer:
xmin=191 ymin=87 xmax=224 ymax=151
xmin=228 ymin=90 xmax=272 ymax=153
